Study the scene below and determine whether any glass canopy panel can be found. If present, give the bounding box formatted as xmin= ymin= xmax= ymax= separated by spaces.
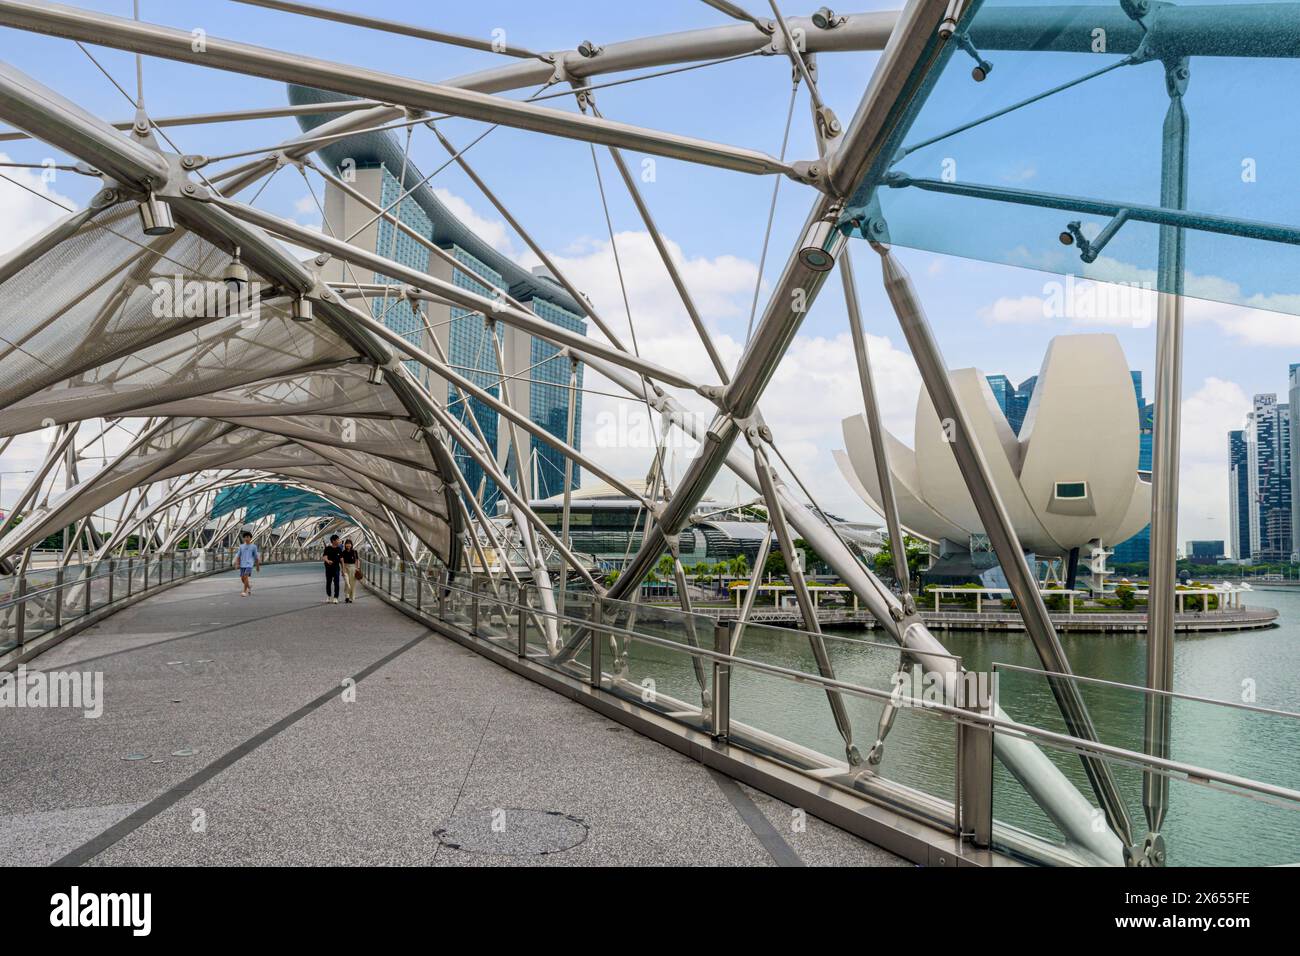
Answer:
xmin=858 ymin=0 xmax=1300 ymax=315
xmin=211 ymin=483 xmax=348 ymax=527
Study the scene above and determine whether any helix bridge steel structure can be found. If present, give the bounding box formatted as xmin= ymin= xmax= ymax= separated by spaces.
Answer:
xmin=0 ymin=0 xmax=1297 ymax=866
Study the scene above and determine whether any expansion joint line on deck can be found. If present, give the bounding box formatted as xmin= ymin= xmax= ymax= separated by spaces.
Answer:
xmin=52 ymin=628 xmax=434 ymax=867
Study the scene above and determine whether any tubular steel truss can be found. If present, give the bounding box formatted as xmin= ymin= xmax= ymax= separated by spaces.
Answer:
xmin=1 ymin=0 xmax=1291 ymax=866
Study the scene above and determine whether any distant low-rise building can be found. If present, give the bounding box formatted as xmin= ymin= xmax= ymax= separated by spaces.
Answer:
xmin=1186 ymin=540 xmax=1225 ymax=562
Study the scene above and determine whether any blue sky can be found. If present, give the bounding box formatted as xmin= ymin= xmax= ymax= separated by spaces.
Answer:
xmin=1 ymin=0 xmax=1296 ymax=545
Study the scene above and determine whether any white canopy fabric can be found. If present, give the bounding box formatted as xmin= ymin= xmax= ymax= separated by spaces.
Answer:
xmin=0 ymin=208 xmax=458 ymax=563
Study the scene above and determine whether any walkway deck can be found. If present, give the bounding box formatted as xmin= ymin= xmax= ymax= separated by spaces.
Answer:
xmin=0 ymin=565 xmax=903 ymax=867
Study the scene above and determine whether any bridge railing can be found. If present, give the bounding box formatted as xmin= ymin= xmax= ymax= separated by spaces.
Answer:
xmin=364 ymin=558 xmax=1300 ymax=867
xmin=0 ymin=546 xmax=309 ymax=663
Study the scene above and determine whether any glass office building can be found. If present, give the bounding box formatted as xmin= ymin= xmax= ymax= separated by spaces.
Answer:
xmin=529 ymin=297 xmax=585 ymax=500
xmin=373 ymin=167 xmax=435 ymax=375
xmin=1112 ymin=373 xmax=1154 ymax=565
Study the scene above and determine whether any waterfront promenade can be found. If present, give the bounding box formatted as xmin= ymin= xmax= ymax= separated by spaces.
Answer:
xmin=0 ymin=565 xmax=902 ymax=867
xmin=692 ymin=604 xmax=1279 ymax=632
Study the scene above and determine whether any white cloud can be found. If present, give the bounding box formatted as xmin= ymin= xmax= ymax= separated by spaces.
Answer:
xmin=0 ymin=154 xmax=76 ymax=255
xmin=1178 ymin=377 xmax=1252 ymax=544
xmin=980 ymin=294 xmax=1047 ymax=325
xmin=432 ymin=187 xmax=515 ymax=256
xmin=530 ymin=229 xmax=917 ymax=521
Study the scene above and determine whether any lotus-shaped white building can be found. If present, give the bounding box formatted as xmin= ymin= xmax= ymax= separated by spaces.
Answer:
xmin=835 ymin=334 xmax=1151 ymax=559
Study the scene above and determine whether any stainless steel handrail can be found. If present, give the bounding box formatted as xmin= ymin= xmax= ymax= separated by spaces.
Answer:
xmin=993 ymin=660 xmax=1300 ymax=721
xmin=383 ymin=561 xmax=1300 ymax=813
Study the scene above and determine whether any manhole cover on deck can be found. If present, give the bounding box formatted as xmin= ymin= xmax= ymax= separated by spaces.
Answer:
xmin=434 ymin=808 xmax=589 ymax=857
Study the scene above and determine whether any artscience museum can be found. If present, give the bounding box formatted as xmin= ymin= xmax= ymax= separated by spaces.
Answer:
xmin=836 ymin=333 xmax=1152 ymax=585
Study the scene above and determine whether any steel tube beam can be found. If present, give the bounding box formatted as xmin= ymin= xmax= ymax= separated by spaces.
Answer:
xmin=752 ymin=440 xmax=859 ymax=762
xmin=0 ymin=60 xmax=169 ymax=187
xmin=841 ymin=247 xmax=913 ymax=598
xmin=0 ymin=2 xmax=801 ymax=179
xmin=826 ymin=0 xmax=953 ymax=196
xmin=887 ymin=175 xmax=1300 ymax=246
xmin=0 ymin=99 xmax=381 ymax=143
xmin=603 ymin=0 xmax=951 ymax=605
xmin=229 ymin=0 xmax=543 ymax=58
xmin=440 ymin=10 xmax=900 ymax=95
xmin=873 ymin=240 xmax=1135 ymax=852
xmin=970 ymin=4 xmax=1300 ymax=58
xmin=208 ymin=194 xmax=707 ymax=392
xmin=1142 ymin=58 xmax=1190 ymax=863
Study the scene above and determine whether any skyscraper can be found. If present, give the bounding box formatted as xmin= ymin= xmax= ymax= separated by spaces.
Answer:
xmin=318 ymin=158 xmax=586 ymax=514
xmin=1111 ymin=372 xmax=1153 ymax=564
xmin=985 ymin=374 xmax=1012 ymax=419
xmin=985 ymin=374 xmax=1036 ymax=436
xmin=1243 ymin=393 xmax=1291 ymax=562
xmin=1228 ymin=429 xmax=1252 ymax=561
xmin=1289 ymin=364 xmax=1300 ymax=561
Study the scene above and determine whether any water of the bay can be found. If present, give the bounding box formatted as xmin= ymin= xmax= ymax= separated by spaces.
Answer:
xmin=620 ymin=590 xmax=1300 ymax=866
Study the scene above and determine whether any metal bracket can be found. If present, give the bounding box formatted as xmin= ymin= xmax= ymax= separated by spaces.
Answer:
xmin=1062 ymin=208 xmax=1131 ymax=263
xmin=840 ymin=193 xmax=889 ymax=243
xmin=953 ymin=32 xmax=992 ymax=82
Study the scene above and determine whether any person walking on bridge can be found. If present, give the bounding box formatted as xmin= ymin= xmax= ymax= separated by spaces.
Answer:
xmin=235 ymin=530 xmax=260 ymax=597
xmin=340 ymin=537 xmax=359 ymax=603
xmin=322 ymin=534 xmax=342 ymax=604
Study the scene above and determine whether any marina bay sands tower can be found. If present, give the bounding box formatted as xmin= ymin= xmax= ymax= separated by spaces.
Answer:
xmin=290 ymin=86 xmax=587 ymax=511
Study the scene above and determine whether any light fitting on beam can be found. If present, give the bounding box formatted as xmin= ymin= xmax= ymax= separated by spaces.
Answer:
xmin=291 ymin=295 xmax=313 ymax=322
xmin=223 ymin=246 xmax=250 ymax=291
xmin=137 ymin=191 xmax=175 ymax=236
xmin=367 ymin=364 xmax=385 ymax=385
xmin=797 ymin=216 xmax=847 ymax=272
xmin=812 ymin=7 xmax=843 ymax=29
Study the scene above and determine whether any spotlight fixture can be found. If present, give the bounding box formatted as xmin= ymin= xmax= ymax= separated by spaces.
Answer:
xmin=577 ymin=40 xmax=602 ymax=58
xmin=222 ymin=246 xmax=249 ymax=291
xmin=796 ymin=216 xmax=846 ymax=272
xmin=367 ymin=364 xmax=385 ymax=385
xmin=812 ymin=7 xmax=842 ymax=29
xmin=137 ymin=192 xmax=175 ymax=237
xmin=291 ymin=295 xmax=313 ymax=322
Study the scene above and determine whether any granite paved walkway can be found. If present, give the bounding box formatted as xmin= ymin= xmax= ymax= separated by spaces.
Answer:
xmin=0 ymin=564 xmax=905 ymax=867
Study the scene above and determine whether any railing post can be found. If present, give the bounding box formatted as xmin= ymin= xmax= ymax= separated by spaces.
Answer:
xmin=589 ymin=595 xmax=603 ymax=689
xmin=517 ymin=587 xmax=528 ymax=658
xmin=107 ymin=558 xmax=115 ymax=604
xmin=53 ymin=567 xmax=63 ymax=629
xmin=84 ymin=563 xmax=92 ymax=615
xmin=471 ymin=581 xmax=479 ymax=633
xmin=415 ymin=567 xmax=423 ymax=612
xmin=711 ymin=620 xmax=732 ymax=739
xmin=399 ymin=560 xmax=406 ymax=603
xmin=126 ymin=557 xmax=134 ymax=597
xmin=439 ymin=569 xmax=447 ymax=620
xmin=958 ymin=681 xmax=994 ymax=849
xmin=14 ymin=578 xmax=26 ymax=647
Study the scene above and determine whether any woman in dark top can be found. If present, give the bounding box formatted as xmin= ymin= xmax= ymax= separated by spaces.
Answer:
xmin=340 ymin=538 xmax=359 ymax=603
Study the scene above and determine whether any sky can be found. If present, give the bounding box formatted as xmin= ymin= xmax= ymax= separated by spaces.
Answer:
xmin=1 ymin=0 xmax=1296 ymax=549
